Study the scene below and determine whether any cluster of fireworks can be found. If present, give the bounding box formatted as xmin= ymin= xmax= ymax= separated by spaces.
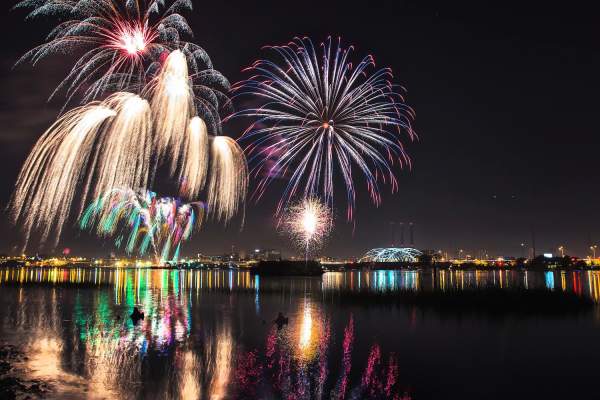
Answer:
xmin=232 ymin=37 xmax=415 ymax=221
xmin=10 ymin=0 xmax=247 ymax=261
xmin=10 ymin=3 xmax=416 ymax=261
xmin=15 ymin=0 xmax=231 ymax=118
xmin=80 ymin=189 xmax=201 ymax=263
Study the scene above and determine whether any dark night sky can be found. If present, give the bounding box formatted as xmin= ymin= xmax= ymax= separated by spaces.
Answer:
xmin=1 ymin=0 xmax=599 ymax=258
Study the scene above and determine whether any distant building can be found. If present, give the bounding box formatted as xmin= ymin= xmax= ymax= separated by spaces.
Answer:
xmin=252 ymin=248 xmax=282 ymax=261
xmin=421 ymin=249 xmax=444 ymax=262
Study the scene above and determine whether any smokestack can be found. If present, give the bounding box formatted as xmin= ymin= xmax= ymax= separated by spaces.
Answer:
xmin=400 ymin=222 xmax=404 ymax=245
xmin=530 ymin=225 xmax=536 ymax=258
xmin=389 ymin=222 xmax=395 ymax=246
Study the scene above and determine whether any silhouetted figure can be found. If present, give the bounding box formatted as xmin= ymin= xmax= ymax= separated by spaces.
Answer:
xmin=274 ymin=312 xmax=288 ymax=330
xmin=130 ymin=307 xmax=144 ymax=323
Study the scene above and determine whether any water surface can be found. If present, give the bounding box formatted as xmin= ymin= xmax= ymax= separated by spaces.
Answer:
xmin=1 ymin=267 xmax=599 ymax=399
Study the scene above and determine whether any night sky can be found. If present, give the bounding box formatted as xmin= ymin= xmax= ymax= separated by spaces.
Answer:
xmin=1 ymin=0 xmax=599 ymax=258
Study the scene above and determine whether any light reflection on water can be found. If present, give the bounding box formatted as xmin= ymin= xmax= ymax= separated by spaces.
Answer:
xmin=0 ymin=267 xmax=599 ymax=399
xmin=322 ymin=269 xmax=600 ymax=302
xmin=0 ymin=267 xmax=413 ymax=399
xmin=4 ymin=267 xmax=600 ymax=302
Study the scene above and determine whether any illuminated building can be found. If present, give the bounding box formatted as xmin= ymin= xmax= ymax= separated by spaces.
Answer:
xmin=359 ymin=248 xmax=422 ymax=263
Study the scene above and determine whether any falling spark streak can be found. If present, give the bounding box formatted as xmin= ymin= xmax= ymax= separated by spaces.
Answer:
xmin=91 ymin=92 xmax=153 ymax=201
xmin=12 ymin=105 xmax=115 ymax=244
xmin=231 ymin=37 xmax=416 ymax=220
xmin=79 ymin=188 xmax=203 ymax=263
xmin=208 ymin=136 xmax=249 ymax=222
xmin=148 ymin=49 xmax=194 ymax=172
xmin=179 ymin=117 xmax=209 ymax=199
xmin=283 ymin=197 xmax=332 ymax=258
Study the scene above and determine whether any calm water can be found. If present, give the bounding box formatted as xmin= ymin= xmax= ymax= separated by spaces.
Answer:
xmin=1 ymin=267 xmax=600 ymax=399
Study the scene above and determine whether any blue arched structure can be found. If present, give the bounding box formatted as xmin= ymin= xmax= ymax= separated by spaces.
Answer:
xmin=359 ymin=247 xmax=422 ymax=263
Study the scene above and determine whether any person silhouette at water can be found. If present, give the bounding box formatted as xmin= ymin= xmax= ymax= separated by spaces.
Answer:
xmin=274 ymin=311 xmax=288 ymax=330
xmin=130 ymin=307 xmax=144 ymax=323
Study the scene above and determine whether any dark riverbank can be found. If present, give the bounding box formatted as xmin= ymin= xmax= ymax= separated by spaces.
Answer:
xmin=323 ymin=288 xmax=595 ymax=317
xmin=0 ymin=344 xmax=51 ymax=399
xmin=250 ymin=260 xmax=324 ymax=276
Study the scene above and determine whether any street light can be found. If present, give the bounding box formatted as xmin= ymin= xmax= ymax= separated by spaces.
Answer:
xmin=558 ymin=245 xmax=565 ymax=258
xmin=590 ymin=245 xmax=597 ymax=259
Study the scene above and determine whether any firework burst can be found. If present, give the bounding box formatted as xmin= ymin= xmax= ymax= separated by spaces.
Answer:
xmin=283 ymin=197 xmax=333 ymax=259
xmin=80 ymin=188 xmax=204 ymax=263
xmin=14 ymin=0 xmax=231 ymax=132
xmin=15 ymin=0 xmax=190 ymax=99
xmin=231 ymin=37 xmax=416 ymax=220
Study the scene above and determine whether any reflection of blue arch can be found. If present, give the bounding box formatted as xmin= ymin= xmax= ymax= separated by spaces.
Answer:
xmin=360 ymin=248 xmax=422 ymax=263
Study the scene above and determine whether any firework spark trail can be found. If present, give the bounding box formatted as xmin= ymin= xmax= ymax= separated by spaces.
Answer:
xmin=282 ymin=197 xmax=332 ymax=259
xmin=179 ymin=116 xmax=209 ymax=199
xmin=91 ymin=92 xmax=153 ymax=201
xmin=79 ymin=188 xmax=203 ymax=263
xmin=231 ymin=37 xmax=416 ymax=220
xmin=148 ymin=49 xmax=194 ymax=172
xmin=208 ymin=136 xmax=249 ymax=222
xmin=11 ymin=2 xmax=246 ymax=249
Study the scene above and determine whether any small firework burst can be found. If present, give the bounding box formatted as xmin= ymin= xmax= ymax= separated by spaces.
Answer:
xmin=283 ymin=197 xmax=333 ymax=258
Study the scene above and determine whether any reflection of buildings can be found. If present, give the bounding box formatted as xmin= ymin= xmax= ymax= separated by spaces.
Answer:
xmin=4 ymin=266 xmax=600 ymax=304
xmin=319 ymin=269 xmax=600 ymax=302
